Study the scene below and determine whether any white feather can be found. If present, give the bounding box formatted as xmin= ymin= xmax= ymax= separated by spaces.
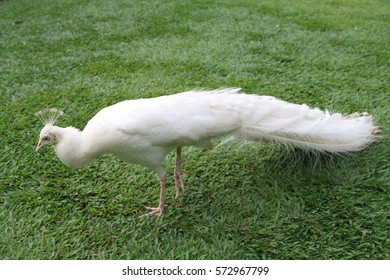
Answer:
xmin=35 ymin=89 xmax=379 ymax=214
xmin=38 ymin=89 xmax=379 ymax=171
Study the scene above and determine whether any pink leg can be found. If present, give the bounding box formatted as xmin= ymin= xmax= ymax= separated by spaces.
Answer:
xmin=174 ymin=146 xmax=187 ymax=199
xmin=139 ymin=178 xmax=166 ymax=218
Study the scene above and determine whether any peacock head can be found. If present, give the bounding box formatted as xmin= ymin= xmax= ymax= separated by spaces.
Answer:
xmin=35 ymin=108 xmax=63 ymax=152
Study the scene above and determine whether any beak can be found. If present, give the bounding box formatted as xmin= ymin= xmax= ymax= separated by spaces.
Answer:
xmin=35 ymin=142 xmax=42 ymax=152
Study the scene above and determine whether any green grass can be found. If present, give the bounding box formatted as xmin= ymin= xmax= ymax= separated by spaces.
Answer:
xmin=0 ymin=0 xmax=389 ymax=259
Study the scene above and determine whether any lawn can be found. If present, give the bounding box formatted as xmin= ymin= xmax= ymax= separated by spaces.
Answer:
xmin=0 ymin=0 xmax=389 ymax=259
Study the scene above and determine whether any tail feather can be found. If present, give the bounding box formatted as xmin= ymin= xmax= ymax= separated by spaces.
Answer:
xmin=234 ymin=99 xmax=379 ymax=153
xmin=198 ymin=89 xmax=379 ymax=153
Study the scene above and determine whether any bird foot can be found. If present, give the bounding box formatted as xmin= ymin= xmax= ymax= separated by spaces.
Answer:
xmin=174 ymin=167 xmax=187 ymax=199
xmin=139 ymin=205 xmax=165 ymax=218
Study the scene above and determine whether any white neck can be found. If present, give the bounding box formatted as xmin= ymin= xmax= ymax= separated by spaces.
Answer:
xmin=53 ymin=126 xmax=99 ymax=169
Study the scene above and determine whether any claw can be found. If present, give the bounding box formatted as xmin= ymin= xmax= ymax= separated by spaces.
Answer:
xmin=139 ymin=177 xmax=166 ymax=218
xmin=139 ymin=206 xmax=164 ymax=218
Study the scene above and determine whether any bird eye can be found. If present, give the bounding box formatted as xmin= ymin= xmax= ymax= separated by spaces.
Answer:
xmin=42 ymin=136 xmax=50 ymax=141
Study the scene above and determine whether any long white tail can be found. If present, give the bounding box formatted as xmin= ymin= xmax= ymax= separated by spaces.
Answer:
xmin=194 ymin=89 xmax=380 ymax=153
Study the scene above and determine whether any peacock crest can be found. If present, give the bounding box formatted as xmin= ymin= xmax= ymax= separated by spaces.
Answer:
xmin=35 ymin=108 xmax=64 ymax=126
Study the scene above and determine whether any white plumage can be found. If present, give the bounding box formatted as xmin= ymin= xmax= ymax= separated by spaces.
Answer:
xmin=35 ymin=89 xmax=379 ymax=217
